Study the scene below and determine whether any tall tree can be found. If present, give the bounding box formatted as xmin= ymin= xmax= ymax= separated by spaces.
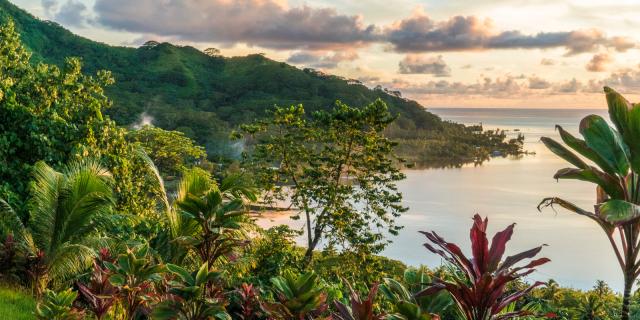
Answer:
xmin=0 ymin=160 xmax=114 ymax=295
xmin=127 ymin=125 xmax=206 ymax=177
xmin=240 ymin=100 xmax=406 ymax=263
xmin=539 ymin=87 xmax=640 ymax=320
xmin=0 ymin=20 xmax=159 ymax=218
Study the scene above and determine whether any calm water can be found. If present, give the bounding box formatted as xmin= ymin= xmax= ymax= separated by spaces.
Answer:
xmin=260 ymin=108 xmax=621 ymax=291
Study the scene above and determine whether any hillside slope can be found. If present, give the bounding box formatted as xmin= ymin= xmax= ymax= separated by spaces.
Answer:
xmin=0 ymin=0 xmax=525 ymax=165
xmin=0 ymin=0 xmax=446 ymax=155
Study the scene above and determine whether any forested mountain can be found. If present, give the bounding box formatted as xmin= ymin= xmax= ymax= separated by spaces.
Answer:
xmin=0 ymin=0 xmax=524 ymax=164
xmin=0 ymin=0 xmax=446 ymax=155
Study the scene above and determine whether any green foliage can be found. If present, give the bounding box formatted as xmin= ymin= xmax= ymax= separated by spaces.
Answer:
xmin=391 ymin=125 xmax=525 ymax=168
xmin=0 ymin=160 xmax=114 ymax=294
xmin=0 ymin=18 xmax=161 ymax=220
xmin=234 ymin=225 xmax=304 ymax=285
xmin=380 ymin=268 xmax=452 ymax=320
xmin=333 ymin=281 xmax=385 ymax=320
xmin=539 ymin=87 xmax=640 ymax=320
xmin=151 ymin=166 xmax=256 ymax=267
xmin=242 ymin=100 xmax=407 ymax=262
xmin=0 ymin=4 xmax=631 ymax=320
xmin=104 ymin=245 xmax=165 ymax=320
xmin=0 ymin=20 xmax=112 ymax=217
xmin=76 ymin=249 xmax=118 ymax=320
xmin=127 ymin=125 xmax=206 ymax=177
xmin=266 ymin=270 xmax=330 ymax=319
xmin=153 ymin=262 xmax=230 ymax=320
xmin=35 ymin=288 xmax=83 ymax=320
xmin=175 ymin=180 xmax=249 ymax=266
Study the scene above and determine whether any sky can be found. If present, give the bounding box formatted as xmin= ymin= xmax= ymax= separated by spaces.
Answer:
xmin=10 ymin=0 xmax=640 ymax=108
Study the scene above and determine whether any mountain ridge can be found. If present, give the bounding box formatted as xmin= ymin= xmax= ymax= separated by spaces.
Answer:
xmin=1 ymin=0 xmax=527 ymax=167
xmin=0 ymin=0 xmax=446 ymax=158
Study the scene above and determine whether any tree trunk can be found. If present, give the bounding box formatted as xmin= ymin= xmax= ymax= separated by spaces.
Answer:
xmin=303 ymin=233 xmax=321 ymax=266
xmin=304 ymin=209 xmax=313 ymax=265
xmin=622 ymin=272 xmax=633 ymax=320
xmin=303 ymin=246 xmax=313 ymax=265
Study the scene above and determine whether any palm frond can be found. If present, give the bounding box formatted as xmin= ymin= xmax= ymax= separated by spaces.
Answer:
xmin=134 ymin=146 xmax=170 ymax=213
xmin=26 ymin=160 xmax=115 ymax=287
xmin=29 ymin=161 xmax=63 ymax=255
xmin=176 ymin=169 xmax=217 ymax=202
xmin=47 ymin=243 xmax=96 ymax=288
xmin=0 ymin=198 xmax=26 ymax=238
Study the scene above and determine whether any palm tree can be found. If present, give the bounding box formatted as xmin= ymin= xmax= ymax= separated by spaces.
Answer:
xmin=575 ymin=294 xmax=607 ymax=320
xmin=151 ymin=168 xmax=254 ymax=266
xmin=539 ymin=87 xmax=640 ymax=320
xmin=543 ymin=279 xmax=561 ymax=302
xmin=0 ymin=160 xmax=114 ymax=295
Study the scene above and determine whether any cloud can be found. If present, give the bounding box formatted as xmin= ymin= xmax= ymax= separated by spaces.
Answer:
xmin=385 ymin=75 xmax=525 ymax=97
xmin=540 ymin=58 xmax=556 ymax=66
xmin=86 ymin=1 xmax=637 ymax=55
xmin=378 ymin=73 xmax=601 ymax=97
xmin=600 ymin=65 xmax=640 ymax=90
xmin=93 ymin=0 xmax=378 ymax=50
xmin=586 ymin=53 xmax=613 ymax=72
xmin=53 ymin=0 xmax=88 ymax=27
xmin=373 ymin=64 xmax=640 ymax=100
xmin=398 ymin=55 xmax=451 ymax=76
xmin=357 ymin=75 xmax=381 ymax=83
xmin=553 ymin=78 xmax=582 ymax=93
xmin=528 ymin=76 xmax=551 ymax=89
xmin=41 ymin=0 xmax=58 ymax=16
xmin=384 ymin=9 xmax=636 ymax=55
xmin=287 ymin=50 xmax=358 ymax=69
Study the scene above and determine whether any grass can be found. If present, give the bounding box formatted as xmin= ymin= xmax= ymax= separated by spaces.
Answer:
xmin=0 ymin=284 xmax=35 ymax=320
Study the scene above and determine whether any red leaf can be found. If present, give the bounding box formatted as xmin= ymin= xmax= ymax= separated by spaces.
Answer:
xmin=420 ymin=215 xmax=549 ymax=320
xmin=488 ymin=223 xmax=514 ymax=272
xmin=470 ymin=214 xmax=489 ymax=276
xmin=499 ymin=245 xmax=546 ymax=272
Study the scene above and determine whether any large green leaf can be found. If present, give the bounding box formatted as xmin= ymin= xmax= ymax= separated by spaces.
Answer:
xmin=109 ymin=274 xmax=125 ymax=286
xmin=600 ymin=200 xmax=640 ymax=224
xmin=605 ymin=87 xmax=640 ymax=173
xmin=540 ymin=137 xmax=588 ymax=169
xmin=556 ymin=125 xmax=617 ymax=175
xmin=579 ymin=115 xmax=630 ymax=177
xmin=553 ymin=167 xmax=624 ymax=199
xmin=167 ymin=263 xmax=193 ymax=284
xmin=194 ymin=262 xmax=209 ymax=287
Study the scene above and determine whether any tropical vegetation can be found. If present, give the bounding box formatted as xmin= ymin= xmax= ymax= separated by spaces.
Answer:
xmin=539 ymin=87 xmax=640 ymax=320
xmin=1 ymin=2 xmax=640 ymax=319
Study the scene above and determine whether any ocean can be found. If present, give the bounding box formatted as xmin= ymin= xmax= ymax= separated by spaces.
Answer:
xmin=260 ymin=107 xmax=619 ymax=291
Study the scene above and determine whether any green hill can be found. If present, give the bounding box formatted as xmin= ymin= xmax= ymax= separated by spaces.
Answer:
xmin=0 ymin=0 xmax=523 ymax=165
xmin=0 ymin=0 xmax=444 ymax=155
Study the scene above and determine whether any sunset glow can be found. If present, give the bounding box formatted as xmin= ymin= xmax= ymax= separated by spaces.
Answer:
xmin=12 ymin=0 xmax=640 ymax=107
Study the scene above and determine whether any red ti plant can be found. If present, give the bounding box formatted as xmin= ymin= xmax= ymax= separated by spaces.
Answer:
xmin=333 ymin=281 xmax=385 ymax=320
xmin=418 ymin=214 xmax=550 ymax=320
xmin=234 ymin=283 xmax=265 ymax=320
xmin=76 ymin=248 xmax=118 ymax=320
